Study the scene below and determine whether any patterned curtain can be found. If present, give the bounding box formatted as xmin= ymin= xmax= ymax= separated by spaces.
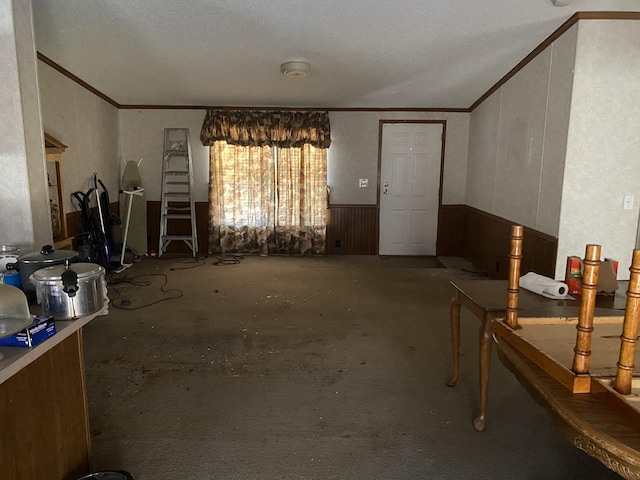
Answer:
xmin=208 ymin=142 xmax=275 ymax=254
xmin=200 ymin=110 xmax=331 ymax=148
xmin=204 ymin=110 xmax=329 ymax=255
xmin=274 ymin=145 xmax=327 ymax=254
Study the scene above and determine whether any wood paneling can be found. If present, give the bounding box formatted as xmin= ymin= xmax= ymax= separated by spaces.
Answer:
xmin=0 ymin=331 xmax=91 ymax=480
xmin=437 ymin=204 xmax=465 ymax=256
xmin=463 ymin=206 xmax=557 ymax=279
xmin=326 ymin=205 xmax=378 ymax=255
xmin=66 ymin=202 xmax=555 ymax=272
xmin=64 ymin=202 xmax=119 ymax=250
xmin=147 ymin=201 xmax=209 ymax=255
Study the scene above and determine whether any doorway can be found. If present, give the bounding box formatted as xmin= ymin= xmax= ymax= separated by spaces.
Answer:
xmin=378 ymin=121 xmax=444 ymax=256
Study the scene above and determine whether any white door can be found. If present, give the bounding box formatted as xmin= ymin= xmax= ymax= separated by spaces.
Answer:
xmin=379 ymin=123 xmax=443 ymax=256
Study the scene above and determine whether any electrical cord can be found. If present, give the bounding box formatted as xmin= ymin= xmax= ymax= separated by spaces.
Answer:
xmin=105 ymin=254 xmax=241 ymax=310
xmin=211 ymin=254 xmax=244 ymax=266
xmin=169 ymin=257 xmax=207 ymax=270
xmin=107 ymin=272 xmax=183 ymax=310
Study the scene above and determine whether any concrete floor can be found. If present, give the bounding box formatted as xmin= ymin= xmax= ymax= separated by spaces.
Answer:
xmin=83 ymin=255 xmax=623 ymax=480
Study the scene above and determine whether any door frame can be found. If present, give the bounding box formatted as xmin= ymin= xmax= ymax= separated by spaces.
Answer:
xmin=376 ymin=119 xmax=447 ymax=255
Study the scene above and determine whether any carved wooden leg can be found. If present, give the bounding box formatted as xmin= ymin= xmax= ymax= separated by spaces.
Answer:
xmin=572 ymin=244 xmax=601 ymax=374
xmin=473 ymin=313 xmax=493 ymax=432
xmin=447 ymin=290 xmax=461 ymax=387
xmin=614 ymin=249 xmax=640 ymax=394
xmin=505 ymin=225 xmax=524 ymax=329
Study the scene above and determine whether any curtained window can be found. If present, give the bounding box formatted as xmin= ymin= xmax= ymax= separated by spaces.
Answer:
xmin=200 ymin=110 xmax=330 ymax=255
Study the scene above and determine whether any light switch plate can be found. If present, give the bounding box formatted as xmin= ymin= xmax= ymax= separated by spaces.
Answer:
xmin=359 ymin=178 xmax=368 ymax=188
xmin=624 ymin=195 xmax=634 ymax=210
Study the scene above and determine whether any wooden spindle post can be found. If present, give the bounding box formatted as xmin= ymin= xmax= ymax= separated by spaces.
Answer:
xmin=505 ymin=225 xmax=524 ymax=329
xmin=572 ymin=244 xmax=601 ymax=374
xmin=614 ymin=249 xmax=640 ymax=395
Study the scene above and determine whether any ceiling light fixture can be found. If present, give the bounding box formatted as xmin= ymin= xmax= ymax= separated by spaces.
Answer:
xmin=281 ymin=61 xmax=310 ymax=78
xmin=552 ymin=0 xmax=571 ymax=6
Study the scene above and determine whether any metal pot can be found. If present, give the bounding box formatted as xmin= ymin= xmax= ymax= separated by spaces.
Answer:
xmin=0 ymin=245 xmax=20 ymax=271
xmin=31 ymin=262 xmax=106 ymax=320
xmin=6 ymin=245 xmax=79 ymax=300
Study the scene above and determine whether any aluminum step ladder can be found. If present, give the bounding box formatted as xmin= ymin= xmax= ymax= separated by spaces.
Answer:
xmin=159 ymin=128 xmax=198 ymax=257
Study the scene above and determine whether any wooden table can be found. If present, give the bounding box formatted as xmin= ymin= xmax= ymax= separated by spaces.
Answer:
xmin=0 ymin=311 xmax=102 ymax=480
xmin=494 ymin=328 xmax=640 ymax=479
xmin=447 ymin=279 xmax=626 ymax=431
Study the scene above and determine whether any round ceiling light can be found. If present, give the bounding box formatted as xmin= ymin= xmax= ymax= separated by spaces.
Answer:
xmin=281 ymin=61 xmax=310 ymax=78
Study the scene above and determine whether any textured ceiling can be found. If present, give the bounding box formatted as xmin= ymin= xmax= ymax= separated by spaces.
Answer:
xmin=31 ymin=0 xmax=639 ymax=109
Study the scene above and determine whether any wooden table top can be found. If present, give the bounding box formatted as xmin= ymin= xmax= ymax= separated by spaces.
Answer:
xmin=451 ymin=279 xmax=628 ymax=319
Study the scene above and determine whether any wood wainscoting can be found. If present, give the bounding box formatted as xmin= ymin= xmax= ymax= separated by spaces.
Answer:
xmin=64 ymin=202 xmax=556 ymax=276
xmin=65 ymin=201 xmax=209 ymax=255
xmin=437 ymin=204 xmax=466 ymax=256
xmin=146 ymin=201 xmax=209 ymax=255
xmin=64 ymin=202 xmax=119 ymax=250
xmin=326 ymin=205 xmax=378 ymax=255
xmin=463 ymin=206 xmax=558 ymax=279
xmin=326 ymin=203 xmax=467 ymax=257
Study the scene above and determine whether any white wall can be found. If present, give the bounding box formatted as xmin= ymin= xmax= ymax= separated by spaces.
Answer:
xmin=0 ymin=0 xmax=50 ymax=251
xmin=328 ymin=111 xmax=469 ymax=205
xmin=466 ymin=25 xmax=577 ymax=239
xmin=38 ymin=62 xmax=120 ymax=214
xmin=556 ymin=20 xmax=640 ymax=280
xmin=118 ymin=110 xmax=470 ymax=206
xmin=118 ymin=109 xmax=209 ymax=202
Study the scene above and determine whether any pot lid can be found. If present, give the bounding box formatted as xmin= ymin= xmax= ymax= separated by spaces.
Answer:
xmin=32 ymin=262 xmax=105 ymax=281
xmin=0 ymin=284 xmax=32 ymax=337
xmin=0 ymin=245 xmax=19 ymax=255
xmin=19 ymin=245 xmax=78 ymax=264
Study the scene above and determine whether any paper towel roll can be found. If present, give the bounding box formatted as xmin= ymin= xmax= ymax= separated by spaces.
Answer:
xmin=519 ymin=272 xmax=570 ymax=299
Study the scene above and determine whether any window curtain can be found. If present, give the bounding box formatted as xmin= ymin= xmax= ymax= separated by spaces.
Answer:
xmin=208 ymin=142 xmax=275 ymax=253
xmin=274 ymin=144 xmax=327 ymax=254
xmin=200 ymin=110 xmax=331 ymax=148
xmin=201 ymin=110 xmax=330 ymax=255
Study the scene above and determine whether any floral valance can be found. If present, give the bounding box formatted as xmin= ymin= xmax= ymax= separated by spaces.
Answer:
xmin=200 ymin=110 xmax=331 ymax=149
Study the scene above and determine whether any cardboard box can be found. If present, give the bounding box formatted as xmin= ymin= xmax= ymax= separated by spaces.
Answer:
xmin=0 ymin=315 xmax=56 ymax=348
xmin=565 ymin=256 xmax=582 ymax=295
xmin=598 ymin=258 xmax=619 ymax=295
xmin=604 ymin=258 xmax=619 ymax=275
xmin=564 ymin=255 xmax=619 ymax=296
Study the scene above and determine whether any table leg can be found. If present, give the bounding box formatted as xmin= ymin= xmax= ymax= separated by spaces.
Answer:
xmin=446 ymin=291 xmax=461 ymax=387
xmin=473 ymin=313 xmax=493 ymax=432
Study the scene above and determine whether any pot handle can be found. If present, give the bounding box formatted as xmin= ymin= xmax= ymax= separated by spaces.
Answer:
xmin=5 ymin=262 xmax=18 ymax=272
xmin=61 ymin=270 xmax=79 ymax=297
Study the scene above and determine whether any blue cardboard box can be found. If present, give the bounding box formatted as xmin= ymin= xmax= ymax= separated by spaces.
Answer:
xmin=0 ymin=315 xmax=56 ymax=347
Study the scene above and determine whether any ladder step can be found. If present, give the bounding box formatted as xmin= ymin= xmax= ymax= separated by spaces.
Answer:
xmin=163 ymin=203 xmax=191 ymax=209
xmin=161 ymin=235 xmax=194 ymax=241
xmin=160 ymin=128 xmax=198 ymax=258
xmin=163 ymin=207 xmax=191 ymax=212
xmin=163 ymin=192 xmax=191 ymax=198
